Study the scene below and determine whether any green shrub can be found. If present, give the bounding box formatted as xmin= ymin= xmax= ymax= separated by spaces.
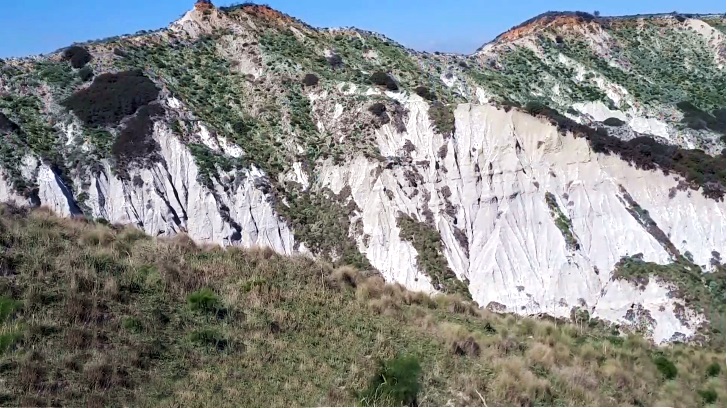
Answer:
xmin=62 ymin=46 xmax=92 ymax=68
xmin=414 ymin=86 xmax=434 ymax=101
xmin=369 ymin=71 xmax=399 ymax=91
xmin=190 ymin=329 xmax=228 ymax=351
xmin=653 ymin=355 xmax=678 ymax=380
xmin=359 ymin=355 xmax=422 ymax=407
xmin=78 ymin=66 xmax=94 ymax=82
xmin=0 ymin=331 xmax=23 ymax=354
xmin=122 ymin=317 xmax=143 ymax=333
xmin=397 ymin=214 xmax=471 ymax=299
xmin=677 ymin=101 xmax=725 ymax=133
xmin=524 ymin=100 xmax=549 ymax=115
xmin=698 ymin=388 xmax=718 ymax=404
xmin=428 ymin=101 xmax=455 ymax=136
xmin=187 ymin=288 xmax=221 ymax=314
xmin=61 ymin=70 xmax=160 ymax=127
xmin=0 ymin=112 xmax=20 ymax=133
xmin=545 ymin=192 xmax=579 ymax=250
xmin=0 ymin=296 xmax=22 ymax=324
xmin=302 ymin=73 xmax=319 ymax=87
xmin=368 ymin=102 xmax=386 ymax=117
xmin=706 ymin=361 xmax=721 ymax=377
xmin=603 ymin=117 xmax=626 ymax=126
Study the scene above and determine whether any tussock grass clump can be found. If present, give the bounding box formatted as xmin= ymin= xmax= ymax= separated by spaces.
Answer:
xmin=0 ymin=205 xmax=724 ymax=407
xmin=358 ymin=354 xmax=422 ymax=407
xmin=187 ymin=288 xmax=222 ymax=314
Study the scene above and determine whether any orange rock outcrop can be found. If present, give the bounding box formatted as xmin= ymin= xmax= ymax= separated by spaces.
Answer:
xmin=195 ymin=0 xmax=214 ymax=12
xmin=239 ymin=4 xmax=297 ymax=26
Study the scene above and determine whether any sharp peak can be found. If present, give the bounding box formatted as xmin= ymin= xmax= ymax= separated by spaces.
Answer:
xmin=197 ymin=1 xmax=309 ymax=27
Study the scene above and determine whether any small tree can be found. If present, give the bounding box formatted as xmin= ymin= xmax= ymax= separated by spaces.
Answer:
xmin=594 ymin=10 xmax=601 ymax=17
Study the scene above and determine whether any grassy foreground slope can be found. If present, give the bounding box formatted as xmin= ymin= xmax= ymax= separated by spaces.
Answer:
xmin=0 ymin=206 xmax=725 ymax=407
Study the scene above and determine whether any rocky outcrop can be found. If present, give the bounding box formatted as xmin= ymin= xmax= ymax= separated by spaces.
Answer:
xmin=194 ymin=0 xmax=214 ymax=12
xmin=314 ymin=91 xmax=723 ymax=343
xmin=0 ymin=122 xmax=296 ymax=255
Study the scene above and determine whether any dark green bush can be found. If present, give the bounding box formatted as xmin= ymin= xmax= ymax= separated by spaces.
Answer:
xmin=61 ymin=70 xmax=160 ymax=127
xmin=190 ymin=329 xmax=228 ymax=351
xmin=326 ymin=53 xmax=343 ymax=68
xmin=397 ymin=214 xmax=470 ymax=298
xmin=62 ymin=46 xmax=92 ymax=69
xmin=706 ymin=361 xmax=721 ymax=377
xmin=0 ymin=331 xmax=22 ymax=354
xmin=0 ymin=113 xmax=20 ymax=134
xmin=187 ymin=288 xmax=221 ymax=314
xmin=78 ymin=66 xmax=94 ymax=82
xmin=677 ymin=101 xmax=725 ymax=133
xmin=302 ymin=73 xmax=319 ymax=87
xmin=122 ymin=317 xmax=143 ymax=333
xmin=369 ymin=71 xmax=398 ymax=91
xmin=653 ymin=355 xmax=678 ymax=380
xmin=524 ymin=100 xmax=549 ymax=115
xmin=368 ymin=102 xmax=386 ymax=116
xmin=111 ymin=103 xmax=164 ymax=166
xmin=359 ymin=355 xmax=422 ymax=407
xmin=428 ymin=101 xmax=455 ymax=135
xmin=603 ymin=117 xmax=626 ymax=126
xmin=0 ymin=296 xmax=22 ymax=324
xmin=414 ymin=86 xmax=434 ymax=101
xmin=697 ymin=388 xmax=718 ymax=404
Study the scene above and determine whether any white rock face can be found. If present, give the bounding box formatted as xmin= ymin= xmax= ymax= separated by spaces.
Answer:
xmin=595 ymin=278 xmax=705 ymax=344
xmin=572 ymin=101 xmax=627 ymax=122
xmin=0 ymin=122 xmax=295 ymax=255
xmin=628 ymin=116 xmax=671 ymax=140
xmin=316 ymin=98 xmax=723 ymax=342
xmin=572 ymin=101 xmax=676 ymax=141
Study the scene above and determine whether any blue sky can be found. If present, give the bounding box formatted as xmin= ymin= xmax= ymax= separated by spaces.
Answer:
xmin=1 ymin=0 xmax=724 ymax=58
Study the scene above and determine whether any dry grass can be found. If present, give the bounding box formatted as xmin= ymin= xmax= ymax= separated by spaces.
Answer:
xmin=0 ymin=206 xmax=725 ymax=407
